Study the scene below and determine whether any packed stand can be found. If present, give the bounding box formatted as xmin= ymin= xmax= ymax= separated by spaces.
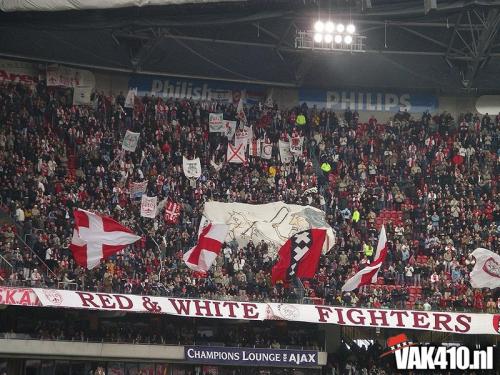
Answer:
xmin=0 ymin=80 xmax=498 ymax=312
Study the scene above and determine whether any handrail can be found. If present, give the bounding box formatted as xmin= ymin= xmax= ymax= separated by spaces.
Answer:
xmin=0 ymin=254 xmax=13 ymax=270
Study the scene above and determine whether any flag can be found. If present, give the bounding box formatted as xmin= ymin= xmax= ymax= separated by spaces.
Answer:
xmin=272 ymin=229 xmax=326 ymax=284
xmin=227 ymin=143 xmax=246 ymax=163
xmin=183 ymin=221 xmax=229 ymax=272
xmin=235 ymin=127 xmax=250 ymax=148
xmin=224 ymin=120 xmax=237 ymax=140
xmin=202 ymin=201 xmax=335 ymax=256
xmin=69 ymin=209 xmax=141 ymax=269
xmin=372 ymin=224 xmax=388 ymax=282
xmin=125 ymin=89 xmax=136 ymax=108
xmin=279 ymin=140 xmax=293 ymax=163
xmin=164 ymin=200 xmax=181 ymax=224
xmin=182 ymin=157 xmax=201 ymax=179
xmin=249 ymin=139 xmax=261 ymax=157
xmin=140 ymin=195 xmax=157 ymax=218
xmin=342 ymin=225 xmax=387 ymax=292
xmin=290 ymin=136 xmax=304 ymax=155
xmin=236 ymin=98 xmax=247 ymax=125
xmin=209 ymin=113 xmax=224 ymax=132
xmin=122 ymin=130 xmax=140 ymax=152
xmin=470 ymin=248 xmax=500 ymax=289
xmin=261 ymin=141 xmax=273 ymax=159
xmin=73 ymin=86 xmax=92 ymax=105
xmin=129 ymin=181 xmax=148 ymax=199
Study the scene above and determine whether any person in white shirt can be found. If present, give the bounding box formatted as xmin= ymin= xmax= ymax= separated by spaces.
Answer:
xmin=31 ymin=269 xmax=42 ymax=286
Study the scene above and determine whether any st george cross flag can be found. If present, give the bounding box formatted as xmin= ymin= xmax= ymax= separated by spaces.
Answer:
xmin=470 ymin=248 xmax=500 ymax=289
xmin=342 ymin=225 xmax=388 ymax=291
xmin=227 ymin=143 xmax=246 ymax=163
xmin=272 ymin=229 xmax=326 ymax=284
xmin=183 ymin=221 xmax=229 ymax=272
xmin=70 ymin=209 xmax=141 ymax=269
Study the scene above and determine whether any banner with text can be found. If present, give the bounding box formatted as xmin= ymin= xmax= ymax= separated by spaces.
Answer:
xmin=11 ymin=288 xmax=496 ymax=335
xmin=299 ymin=89 xmax=438 ymax=113
xmin=0 ymin=58 xmax=39 ymax=85
xmin=129 ymin=75 xmax=266 ymax=105
xmin=185 ymin=346 xmax=319 ymax=367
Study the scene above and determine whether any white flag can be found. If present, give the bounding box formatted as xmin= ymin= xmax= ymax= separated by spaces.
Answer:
xmin=203 ymin=201 xmax=335 ymax=256
xmin=227 ymin=144 xmax=246 ymax=164
xmin=140 ymin=196 xmax=158 ymax=218
xmin=470 ymin=248 xmax=500 ymax=289
xmin=209 ymin=113 xmax=224 ymax=132
xmin=224 ymin=120 xmax=237 ymax=139
xmin=235 ymin=128 xmax=250 ymax=148
xmin=279 ymin=140 xmax=293 ymax=163
xmin=290 ymin=136 xmax=304 ymax=155
xmin=73 ymin=86 xmax=92 ymax=105
xmin=122 ymin=130 xmax=140 ymax=152
xmin=261 ymin=141 xmax=273 ymax=159
xmin=125 ymin=89 xmax=137 ymax=108
xmin=182 ymin=157 xmax=202 ymax=179
xmin=236 ymin=98 xmax=247 ymax=125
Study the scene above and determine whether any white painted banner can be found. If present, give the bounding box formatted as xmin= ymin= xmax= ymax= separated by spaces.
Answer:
xmin=227 ymin=144 xmax=246 ymax=163
xmin=209 ymin=113 xmax=224 ymax=132
xmin=122 ymin=130 xmax=140 ymax=152
xmin=203 ymin=201 xmax=335 ymax=255
xmin=140 ymin=195 xmax=158 ymax=218
xmin=46 ymin=64 xmax=95 ymax=88
xmin=73 ymin=86 xmax=92 ymax=105
xmin=18 ymin=287 xmax=499 ymax=335
xmin=224 ymin=120 xmax=237 ymax=140
xmin=279 ymin=140 xmax=293 ymax=163
xmin=235 ymin=128 xmax=250 ymax=148
xmin=261 ymin=141 xmax=273 ymax=159
xmin=0 ymin=58 xmax=38 ymax=85
xmin=182 ymin=157 xmax=202 ymax=179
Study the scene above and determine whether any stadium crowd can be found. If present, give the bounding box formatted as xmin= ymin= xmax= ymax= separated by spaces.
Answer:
xmin=0 ymin=80 xmax=498 ymax=312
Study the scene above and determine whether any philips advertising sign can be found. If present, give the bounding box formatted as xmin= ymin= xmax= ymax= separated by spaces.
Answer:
xmin=128 ymin=74 xmax=266 ymax=105
xmin=299 ymin=88 xmax=438 ymax=113
xmin=184 ymin=346 xmax=319 ymax=367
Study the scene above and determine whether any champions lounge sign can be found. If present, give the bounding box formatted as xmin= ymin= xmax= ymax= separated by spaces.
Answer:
xmin=1 ymin=287 xmax=498 ymax=335
xmin=185 ymin=346 xmax=318 ymax=367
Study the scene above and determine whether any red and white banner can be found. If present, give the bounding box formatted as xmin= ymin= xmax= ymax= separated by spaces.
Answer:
xmin=235 ymin=128 xmax=250 ymax=148
xmin=0 ymin=287 xmax=39 ymax=306
xmin=224 ymin=120 xmax=237 ymax=140
xmin=0 ymin=58 xmax=39 ymax=85
xmin=249 ymin=139 xmax=261 ymax=157
xmin=0 ymin=287 xmax=490 ymax=335
xmin=227 ymin=144 xmax=246 ymax=164
xmin=209 ymin=113 xmax=224 ymax=132
xmin=140 ymin=195 xmax=158 ymax=218
xmin=46 ymin=64 xmax=95 ymax=88
xmin=164 ymin=200 xmax=181 ymax=224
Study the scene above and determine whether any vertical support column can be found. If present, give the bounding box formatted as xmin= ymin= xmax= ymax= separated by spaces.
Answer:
xmin=324 ymin=324 xmax=342 ymax=353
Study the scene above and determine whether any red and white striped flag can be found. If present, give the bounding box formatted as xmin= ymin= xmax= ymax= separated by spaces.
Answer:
xmin=183 ymin=221 xmax=229 ymax=272
xmin=249 ymin=139 xmax=261 ymax=157
xmin=342 ymin=225 xmax=387 ymax=292
xmin=70 ymin=209 xmax=141 ymax=269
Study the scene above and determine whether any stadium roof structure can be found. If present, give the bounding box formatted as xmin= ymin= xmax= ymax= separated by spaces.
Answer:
xmin=1 ymin=0 xmax=500 ymax=93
